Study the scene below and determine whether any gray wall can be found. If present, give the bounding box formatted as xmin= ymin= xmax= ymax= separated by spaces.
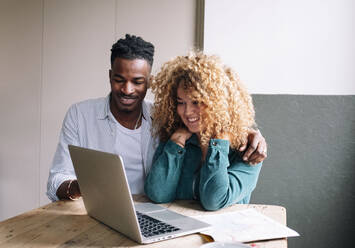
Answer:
xmin=204 ymin=1 xmax=355 ymax=247
xmin=251 ymin=95 xmax=355 ymax=247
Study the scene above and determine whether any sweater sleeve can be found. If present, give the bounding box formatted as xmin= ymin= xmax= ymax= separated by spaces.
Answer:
xmin=144 ymin=140 xmax=186 ymax=203
xmin=199 ymin=139 xmax=262 ymax=211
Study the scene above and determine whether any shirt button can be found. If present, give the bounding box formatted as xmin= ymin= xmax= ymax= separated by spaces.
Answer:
xmin=212 ymin=142 xmax=217 ymax=146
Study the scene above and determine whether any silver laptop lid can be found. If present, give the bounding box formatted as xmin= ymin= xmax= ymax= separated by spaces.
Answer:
xmin=68 ymin=145 xmax=143 ymax=243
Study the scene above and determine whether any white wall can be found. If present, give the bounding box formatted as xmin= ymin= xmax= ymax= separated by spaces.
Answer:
xmin=114 ymin=0 xmax=196 ymax=100
xmin=39 ymin=0 xmax=115 ymax=207
xmin=0 ymin=0 xmax=42 ymax=221
xmin=204 ymin=0 xmax=355 ymax=94
xmin=0 ymin=0 xmax=196 ymax=221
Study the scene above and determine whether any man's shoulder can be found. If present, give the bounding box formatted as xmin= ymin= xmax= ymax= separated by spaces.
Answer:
xmin=75 ymin=96 xmax=107 ymax=107
xmin=68 ymin=96 xmax=108 ymax=116
xmin=143 ymin=99 xmax=153 ymax=110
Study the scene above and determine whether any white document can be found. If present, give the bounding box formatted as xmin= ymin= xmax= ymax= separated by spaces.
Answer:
xmin=194 ymin=209 xmax=299 ymax=243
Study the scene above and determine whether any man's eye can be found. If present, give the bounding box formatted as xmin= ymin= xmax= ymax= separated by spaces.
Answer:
xmin=134 ymin=80 xmax=144 ymax=84
xmin=114 ymin=79 xmax=125 ymax=83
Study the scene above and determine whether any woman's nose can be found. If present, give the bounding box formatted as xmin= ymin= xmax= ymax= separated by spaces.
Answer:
xmin=184 ymin=104 xmax=195 ymax=115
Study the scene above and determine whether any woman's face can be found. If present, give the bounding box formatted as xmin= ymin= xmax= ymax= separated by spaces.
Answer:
xmin=176 ymin=83 xmax=201 ymax=134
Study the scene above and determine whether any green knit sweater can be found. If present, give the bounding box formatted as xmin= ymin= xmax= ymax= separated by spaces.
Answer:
xmin=144 ymin=134 xmax=262 ymax=211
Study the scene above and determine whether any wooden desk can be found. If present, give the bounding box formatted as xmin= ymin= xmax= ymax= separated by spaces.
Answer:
xmin=0 ymin=196 xmax=287 ymax=247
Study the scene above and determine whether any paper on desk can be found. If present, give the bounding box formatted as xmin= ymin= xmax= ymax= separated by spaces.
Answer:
xmin=194 ymin=208 xmax=299 ymax=243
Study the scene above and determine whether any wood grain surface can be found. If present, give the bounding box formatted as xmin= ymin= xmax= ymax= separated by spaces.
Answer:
xmin=0 ymin=196 xmax=287 ymax=248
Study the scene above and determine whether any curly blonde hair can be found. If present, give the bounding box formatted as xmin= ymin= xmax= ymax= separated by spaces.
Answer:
xmin=151 ymin=52 xmax=255 ymax=149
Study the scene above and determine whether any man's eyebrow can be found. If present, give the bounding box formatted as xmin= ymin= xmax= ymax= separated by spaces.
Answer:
xmin=133 ymin=76 xmax=146 ymax=80
xmin=113 ymin=73 xmax=124 ymax=78
xmin=113 ymin=74 xmax=145 ymax=80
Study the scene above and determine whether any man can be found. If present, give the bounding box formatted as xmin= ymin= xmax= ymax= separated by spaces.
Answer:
xmin=47 ymin=34 xmax=267 ymax=201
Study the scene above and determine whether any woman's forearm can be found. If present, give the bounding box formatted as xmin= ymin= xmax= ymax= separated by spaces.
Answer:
xmin=144 ymin=141 xmax=185 ymax=203
xmin=199 ymin=139 xmax=262 ymax=210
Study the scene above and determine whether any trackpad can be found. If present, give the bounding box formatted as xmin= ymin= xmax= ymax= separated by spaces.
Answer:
xmin=149 ymin=210 xmax=186 ymax=221
xmin=135 ymin=202 xmax=165 ymax=213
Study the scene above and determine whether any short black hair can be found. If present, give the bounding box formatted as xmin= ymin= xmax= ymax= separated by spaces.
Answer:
xmin=111 ymin=34 xmax=155 ymax=68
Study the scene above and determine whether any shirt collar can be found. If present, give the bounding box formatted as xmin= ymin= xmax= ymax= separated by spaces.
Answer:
xmin=97 ymin=93 xmax=149 ymax=121
xmin=97 ymin=94 xmax=111 ymax=120
xmin=186 ymin=133 xmax=199 ymax=146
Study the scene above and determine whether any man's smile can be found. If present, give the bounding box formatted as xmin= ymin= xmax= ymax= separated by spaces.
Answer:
xmin=117 ymin=95 xmax=138 ymax=105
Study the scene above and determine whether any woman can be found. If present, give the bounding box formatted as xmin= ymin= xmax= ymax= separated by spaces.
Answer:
xmin=144 ymin=52 xmax=262 ymax=210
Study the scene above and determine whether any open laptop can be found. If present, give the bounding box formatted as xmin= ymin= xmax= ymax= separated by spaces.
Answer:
xmin=68 ymin=145 xmax=211 ymax=244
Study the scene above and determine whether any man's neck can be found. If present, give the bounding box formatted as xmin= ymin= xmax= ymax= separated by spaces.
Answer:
xmin=110 ymin=102 xmax=143 ymax=130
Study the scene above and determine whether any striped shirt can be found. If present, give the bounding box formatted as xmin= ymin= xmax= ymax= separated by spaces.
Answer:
xmin=46 ymin=95 xmax=157 ymax=201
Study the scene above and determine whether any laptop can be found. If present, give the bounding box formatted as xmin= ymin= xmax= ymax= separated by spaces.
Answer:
xmin=68 ymin=145 xmax=211 ymax=244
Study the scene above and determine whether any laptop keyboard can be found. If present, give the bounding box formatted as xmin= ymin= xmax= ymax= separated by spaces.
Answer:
xmin=136 ymin=211 xmax=180 ymax=237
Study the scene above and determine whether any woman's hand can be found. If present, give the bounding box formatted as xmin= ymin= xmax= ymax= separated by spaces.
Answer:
xmin=170 ymin=128 xmax=192 ymax=148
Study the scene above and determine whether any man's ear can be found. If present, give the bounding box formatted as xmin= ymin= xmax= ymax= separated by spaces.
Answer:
xmin=148 ymin=75 xmax=153 ymax=89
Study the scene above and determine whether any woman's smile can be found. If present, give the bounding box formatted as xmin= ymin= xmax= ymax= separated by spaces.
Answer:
xmin=176 ymin=83 xmax=201 ymax=134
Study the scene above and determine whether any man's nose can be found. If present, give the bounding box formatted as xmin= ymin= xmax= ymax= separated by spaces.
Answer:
xmin=121 ymin=82 xmax=134 ymax=95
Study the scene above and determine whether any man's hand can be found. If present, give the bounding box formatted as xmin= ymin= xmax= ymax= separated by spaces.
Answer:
xmin=239 ymin=129 xmax=267 ymax=165
xmin=56 ymin=179 xmax=81 ymax=200
xmin=170 ymin=128 xmax=192 ymax=148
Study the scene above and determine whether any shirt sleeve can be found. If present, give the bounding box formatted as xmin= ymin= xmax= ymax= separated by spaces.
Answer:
xmin=199 ymin=139 xmax=262 ymax=211
xmin=144 ymin=140 xmax=185 ymax=203
xmin=46 ymin=104 xmax=80 ymax=201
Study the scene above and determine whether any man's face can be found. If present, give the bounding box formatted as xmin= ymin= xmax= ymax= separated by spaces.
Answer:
xmin=109 ymin=58 xmax=151 ymax=113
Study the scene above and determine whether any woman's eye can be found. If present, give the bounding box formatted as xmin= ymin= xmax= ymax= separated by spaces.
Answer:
xmin=177 ymin=101 xmax=184 ymax=105
xmin=192 ymin=101 xmax=199 ymax=105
